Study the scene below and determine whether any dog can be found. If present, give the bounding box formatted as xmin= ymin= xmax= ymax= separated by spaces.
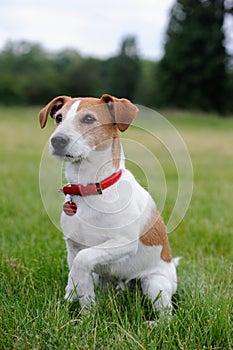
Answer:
xmin=39 ymin=94 xmax=178 ymax=314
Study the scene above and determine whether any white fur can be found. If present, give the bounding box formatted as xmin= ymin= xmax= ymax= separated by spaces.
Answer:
xmin=49 ymin=100 xmax=178 ymax=314
xmin=66 ymin=100 xmax=81 ymax=120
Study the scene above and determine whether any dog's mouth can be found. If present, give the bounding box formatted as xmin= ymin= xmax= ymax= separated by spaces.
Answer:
xmin=52 ymin=151 xmax=82 ymax=162
xmin=61 ymin=153 xmax=74 ymax=159
xmin=50 ymin=134 xmax=87 ymax=163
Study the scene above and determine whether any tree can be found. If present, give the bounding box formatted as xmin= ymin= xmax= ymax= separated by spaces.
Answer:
xmin=156 ymin=0 xmax=233 ymax=114
xmin=63 ymin=57 xmax=102 ymax=97
xmin=0 ymin=41 xmax=61 ymax=104
xmin=134 ymin=60 xmax=159 ymax=107
xmin=102 ymin=36 xmax=141 ymax=100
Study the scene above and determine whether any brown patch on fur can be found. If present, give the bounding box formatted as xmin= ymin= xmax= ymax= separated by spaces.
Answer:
xmin=78 ymin=97 xmax=103 ymax=110
xmin=75 ymin=101 xmax=113 ymax=145
xmin=39 ymin=95 xmax=73 ymax=128
xmin=112 ymin=127 xmax=121 ymax=169
xmin=73 ymin=98 xmax=121 ymax=167
xmin=62 ymin=98 xmax=81 ymax=112
xmin=101 ymin=94 xmax=138 ymax=132
xmin=140 ymin=209 xmax=172 ymax=263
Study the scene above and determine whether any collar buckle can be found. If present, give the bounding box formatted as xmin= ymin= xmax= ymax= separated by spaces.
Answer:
xmin=96 ymin=182 xmax=102 ymax=195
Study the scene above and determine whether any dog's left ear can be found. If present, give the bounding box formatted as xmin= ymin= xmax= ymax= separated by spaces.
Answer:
xmin=101 ymin=94 xmax=138 ymax=132
xmin=39 ymin=95 xmax=71 ymax=128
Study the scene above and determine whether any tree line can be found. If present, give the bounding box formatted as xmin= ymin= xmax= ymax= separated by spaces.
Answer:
xmin=0 ymin=37 xmax=145 ymax=106
xmin=0 ymin=0 xmax=232 ymax=114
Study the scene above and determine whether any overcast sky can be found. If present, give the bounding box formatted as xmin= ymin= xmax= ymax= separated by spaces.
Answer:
xmin=0 ymin=0 xmax=175 ymax=59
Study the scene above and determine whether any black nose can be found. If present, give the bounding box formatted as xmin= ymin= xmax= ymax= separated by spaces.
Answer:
xmin=51 ymin=134 xmax=69 ymax=152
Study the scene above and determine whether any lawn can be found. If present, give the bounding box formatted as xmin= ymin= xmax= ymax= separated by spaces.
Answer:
xmin=0 ymin=106 xmax=232 ymax=349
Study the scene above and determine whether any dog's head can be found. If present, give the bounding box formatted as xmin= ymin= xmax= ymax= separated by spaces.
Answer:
xmin=38 ymin=94 xmax=138 ymax=165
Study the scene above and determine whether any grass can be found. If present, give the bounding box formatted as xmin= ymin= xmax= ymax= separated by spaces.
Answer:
xmin=0 ymin=105 xmax=232 ymax=349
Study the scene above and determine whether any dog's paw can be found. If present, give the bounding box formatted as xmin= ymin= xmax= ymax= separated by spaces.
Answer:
xmin=64 ymin=284 xmax=96 ymax=309
xmin=64 ymin=284 xmax=79 ymax=302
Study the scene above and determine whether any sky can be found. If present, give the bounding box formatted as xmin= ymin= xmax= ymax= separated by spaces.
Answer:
xmin=0 ymin=0 xmax=175 ymax=60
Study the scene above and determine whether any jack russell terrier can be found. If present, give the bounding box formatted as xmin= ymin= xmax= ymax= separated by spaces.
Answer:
xmin=39 ymin=94 xmax=178 ymax=314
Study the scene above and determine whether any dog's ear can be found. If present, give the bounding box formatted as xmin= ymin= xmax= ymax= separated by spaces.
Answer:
xmin=38 ymin=96 xmax=71 ymax=128
xmin=101 ymin=94 xmax=138 ymax=132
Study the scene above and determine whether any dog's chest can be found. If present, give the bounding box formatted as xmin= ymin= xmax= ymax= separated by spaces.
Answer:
xmin=60 ymin=175 xmax=153 ymax=246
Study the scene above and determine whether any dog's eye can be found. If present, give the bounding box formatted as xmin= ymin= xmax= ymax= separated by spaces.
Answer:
xmin=55 ymin=114 xmax=63 ymax=124
xmin=82 ymin=114 xmax=96 ymax=124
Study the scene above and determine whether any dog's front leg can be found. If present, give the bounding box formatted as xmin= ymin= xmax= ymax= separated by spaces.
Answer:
xmin=65 ymin=261 xmax=96 ymax=307
xmin=65 ymin=238 xmax=86 ymax=270
xmin=64 ymin=237 xmax=138 ymax=307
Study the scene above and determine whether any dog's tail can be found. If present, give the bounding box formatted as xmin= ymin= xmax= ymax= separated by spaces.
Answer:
xmin=173 ymin=256 xmax=182 ymax=267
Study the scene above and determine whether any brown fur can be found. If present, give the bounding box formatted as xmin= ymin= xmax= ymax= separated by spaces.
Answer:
xmin=111 ymin=128 xmax=121 ymax=169
xmin=140 ymin=209 xmax=172 ymax=263
xmin=39 ymin=95 xmax=72 ymax=128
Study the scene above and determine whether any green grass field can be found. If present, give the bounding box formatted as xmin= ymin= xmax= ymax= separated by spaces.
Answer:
xmin=0 ymin=106 xmax=232 ymax=349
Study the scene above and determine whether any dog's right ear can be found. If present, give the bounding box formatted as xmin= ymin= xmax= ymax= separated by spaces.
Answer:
xmin=38 ymin=96 xmax=71 ymax=128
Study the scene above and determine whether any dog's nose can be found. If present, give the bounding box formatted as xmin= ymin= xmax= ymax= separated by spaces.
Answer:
xmin=51 ymin=134 xmax=69 ymax=152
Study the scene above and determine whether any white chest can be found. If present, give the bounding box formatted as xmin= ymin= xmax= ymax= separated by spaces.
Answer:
xmin=61 ymin=170 xmax=154 ymax=247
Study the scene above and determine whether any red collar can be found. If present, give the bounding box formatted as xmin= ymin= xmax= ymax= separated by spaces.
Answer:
xmin=61 ymin=170 xmax=122 ymax=196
